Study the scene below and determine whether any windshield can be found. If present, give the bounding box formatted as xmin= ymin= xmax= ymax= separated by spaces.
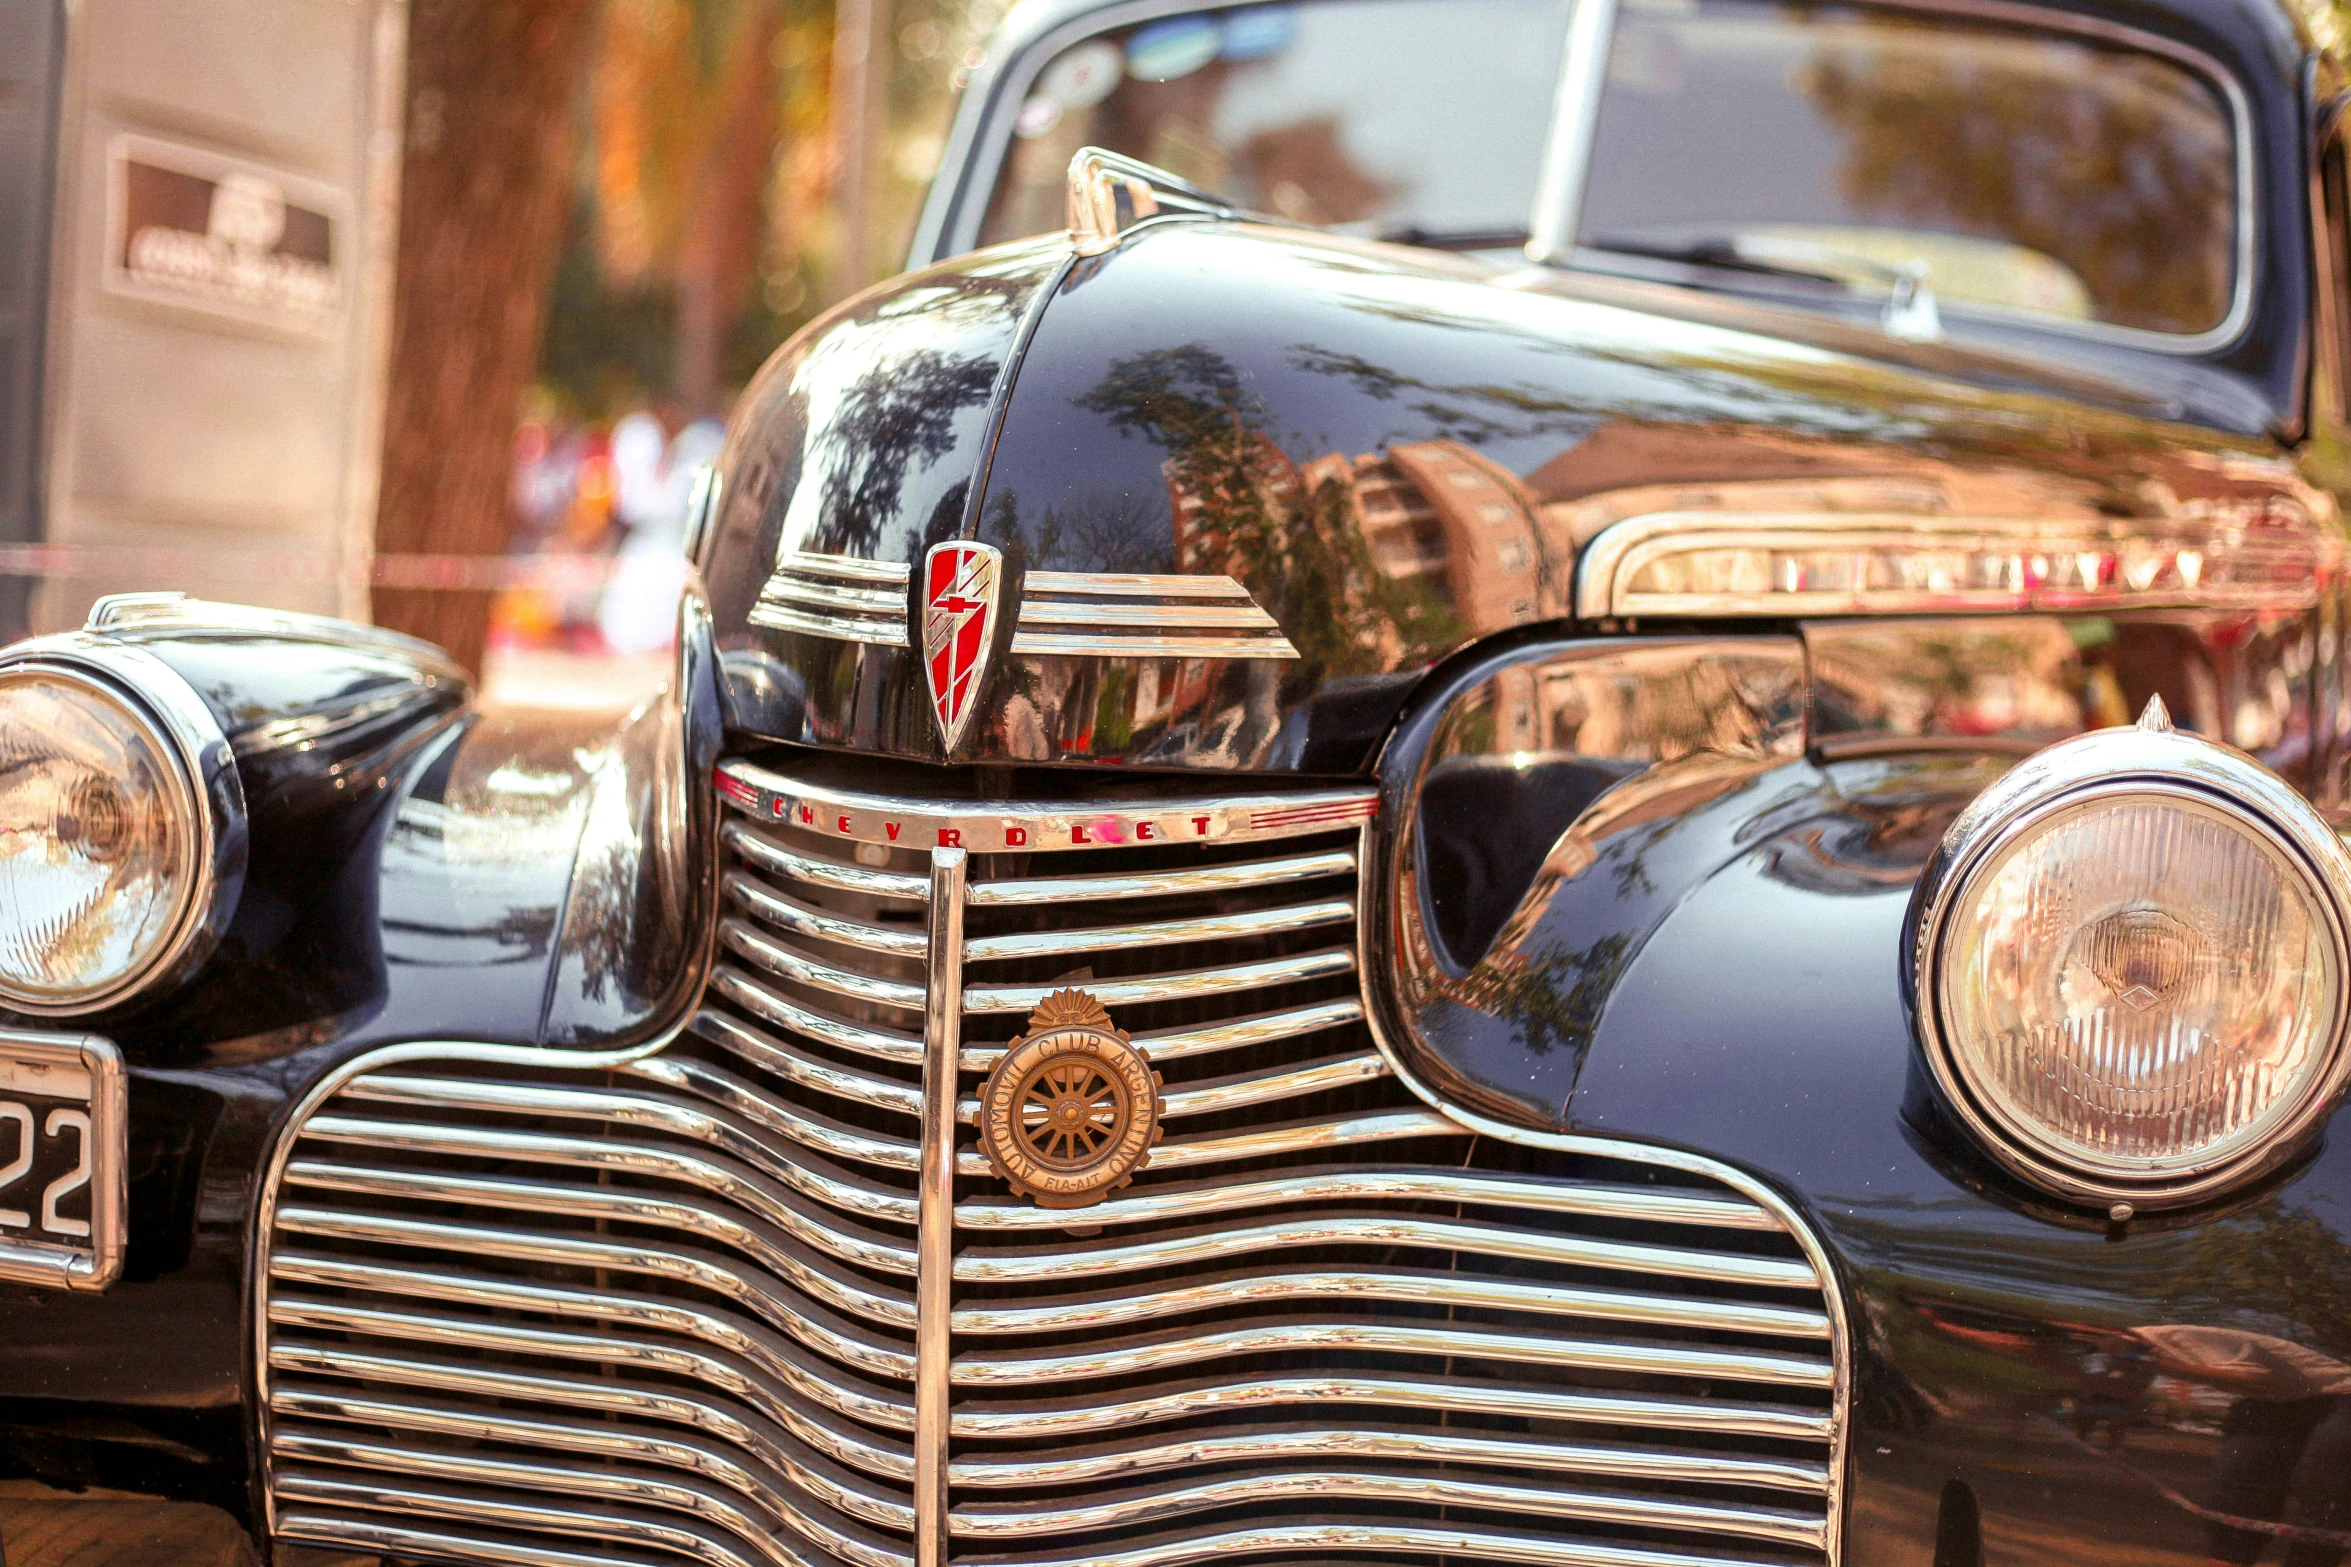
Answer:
xmin=1578 ymin=0 xmax=2240 ymax=337
xmin=978 ymin=0 xmax=1572 ymax=249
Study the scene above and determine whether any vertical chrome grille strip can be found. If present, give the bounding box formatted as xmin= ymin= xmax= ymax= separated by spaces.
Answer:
xmin=916 ymin=848 xmax=966 ymax=1567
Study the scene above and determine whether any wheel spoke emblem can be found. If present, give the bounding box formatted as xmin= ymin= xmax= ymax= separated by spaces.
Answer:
xmin=979 ymin=988 xmax=1162 ymax=1208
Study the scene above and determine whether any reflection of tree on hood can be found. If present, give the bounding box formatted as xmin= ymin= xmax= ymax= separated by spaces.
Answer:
xmin=1075 ymin=344 xmax=1460 ymax=682
xmin=808 ymin=348 xmax=997 ymax=553
xmin=2164 ymin=1203 xmax=2351 ymax=1367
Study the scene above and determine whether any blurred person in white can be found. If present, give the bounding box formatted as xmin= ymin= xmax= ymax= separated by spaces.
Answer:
xmin=598 ymin=411 xmax=724 ymax=655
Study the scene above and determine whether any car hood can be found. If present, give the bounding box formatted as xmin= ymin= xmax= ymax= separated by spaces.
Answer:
xmin=699 ymin=220 xmax=2313 ymax=774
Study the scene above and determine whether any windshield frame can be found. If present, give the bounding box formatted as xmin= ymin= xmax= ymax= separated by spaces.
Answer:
xmin=911 ymin=0 xmax=1586 ymax=263
xmin=920 ymin=0 xmax=2259 ymax=358
xmin=1530 ymin=0 xmax=2260 ymax=355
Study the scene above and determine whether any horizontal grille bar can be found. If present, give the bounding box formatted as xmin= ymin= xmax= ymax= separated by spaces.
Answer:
xmin=287 ymin=1151 xmax=913 ymax=1277
xmin=273 ymin=1209 xmax=916 ymax=1380
xmin=272 ymin=1387 xmax=911 ymax=1534
xmin=953 ymin=1211 xmax=1820 ymax=1287
xmin=276 ymin=1472 xmax=824 ymax=1567
xmin=951 ymin=1470 xmax=1825 ymax=1551
xmin=963 ymin=948 xmax=1356 ymax=1012
xmin=268 ymin=1259 xmax=917 ymax=1459
xmin=948 ymin=1424 xmax=1830 ymax=1494
xmin=961 ymin=898 xmax=1354 ymax=962
xmin=729 ymin=875 xmax=930 ymax=958
xmin=299 ymin=1108 xmax=916 ymax=1227
xmin=949 ymin=1267 xmax=1830 ymax=1339
xmin=727 ymin=822 xmax=932 ymax=902
xmin=966 ymin=849 xmax=1353 ymax=906
xmin=949 ymin=1372 xmax=1833 ymax=1442
xmin=950 ymin=1521 xmax=1794 ymax=1567
xmin=276 ymin=1428 xmax=907 ymax=1567
xmin=951 ymin=1318 xmax=1832 ymax=1388
xmin=954 ymin=1166 xmax=1779 ymax=1230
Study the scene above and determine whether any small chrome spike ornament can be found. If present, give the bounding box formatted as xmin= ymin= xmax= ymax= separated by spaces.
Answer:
xmin=2136 ymin=694 xmax=2174 ymax=733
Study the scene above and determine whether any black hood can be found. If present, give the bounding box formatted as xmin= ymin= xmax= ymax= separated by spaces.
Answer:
xmin=700 ymin=219 xmax=2312 ymax=774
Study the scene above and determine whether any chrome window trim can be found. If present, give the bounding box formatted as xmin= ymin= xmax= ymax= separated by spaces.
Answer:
xmin=1573 ymin=509 xmax=2333 ymax=620
xmin=1524 ymin=0 xmax=2261 ymax=357
xmin=1909 ymin=721 xmax=2351 ymax=1208
xmin=0 ymin=638 xmax=249 ymax=1015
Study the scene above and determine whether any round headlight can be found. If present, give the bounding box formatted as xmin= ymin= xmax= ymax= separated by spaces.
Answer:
xmin=0 ymin=648 xmax=242 ymax=1014
xmin=1912 ymin=704 xmax=2351 ymax=1209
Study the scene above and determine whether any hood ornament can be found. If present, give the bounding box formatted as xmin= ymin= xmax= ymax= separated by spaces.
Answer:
xmin=979 ymin=989 xmax=1162 ymax=1208
xmin=920 ymin=542 xmax=1003 ymax=751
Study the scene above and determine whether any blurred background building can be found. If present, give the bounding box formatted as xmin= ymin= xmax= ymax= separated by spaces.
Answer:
xmin=1 ymin=0 xmax=1002 ymax=709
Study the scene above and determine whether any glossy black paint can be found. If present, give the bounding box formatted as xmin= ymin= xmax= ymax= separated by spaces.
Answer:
xmin=1367 ymin=653 xmax=2351 ymax=1561
xmin=700 ymin=238 xmax=1065 ymax=760
xmin=1371 ymin=608 xmax=2324 ymax=1130
xmin=707 ymin=217 xmax=2334 ymax=774
xmin=109 ymin=629 xmax=467 ymax=1052
xmin=0 ymin=609 xmax=721 ymax=1525
xmin=1566 ymin=768 xmax=2351 ymax=1567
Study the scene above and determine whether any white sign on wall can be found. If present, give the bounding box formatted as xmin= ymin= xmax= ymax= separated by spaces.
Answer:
xmin=102 ymin=134 xmax=349 ymax=335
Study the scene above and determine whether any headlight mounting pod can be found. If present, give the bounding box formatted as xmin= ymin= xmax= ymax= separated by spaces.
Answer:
xmin=1909 ymin=698 xmax=2351 ymax=1211
xmin=0 ymin=637 xmax=246 ymax=1016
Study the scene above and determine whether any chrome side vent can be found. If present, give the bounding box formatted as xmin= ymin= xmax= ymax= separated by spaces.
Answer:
xmin=1008 ymin=573 xmax=1299 ymax=661
xmin=751 ymin=553 xmax=913 ymax=646
xmin=258 ymin=762 xmax=1846 ymax=1567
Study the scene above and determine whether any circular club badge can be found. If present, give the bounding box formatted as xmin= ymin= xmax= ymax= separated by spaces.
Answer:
xmin=979 ymin=988 xmax=1162 ymax=1208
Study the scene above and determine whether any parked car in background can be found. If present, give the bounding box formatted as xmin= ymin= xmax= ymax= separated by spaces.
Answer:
xmin=7 ymin=0 xmax=2351 ymax=1564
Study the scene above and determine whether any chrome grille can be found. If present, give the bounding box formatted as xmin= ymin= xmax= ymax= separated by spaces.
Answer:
xmin=259 ymin=761 xmax=1846 ymax=1567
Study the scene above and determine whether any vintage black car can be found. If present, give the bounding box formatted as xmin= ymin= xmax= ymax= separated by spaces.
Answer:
xmin=7 ymin=0 xmax=2351 ymax=1564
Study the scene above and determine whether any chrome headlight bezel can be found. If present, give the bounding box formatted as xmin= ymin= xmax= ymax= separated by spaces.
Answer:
xmin=0 ymin=637 xmax=247 ymax=1016
xmin=1909 ymin=713 xmax=2351 ymax=1211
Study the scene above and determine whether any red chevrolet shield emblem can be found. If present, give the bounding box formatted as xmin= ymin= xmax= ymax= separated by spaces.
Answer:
xmin=921 ymin=541 xmax=1003 ymax=750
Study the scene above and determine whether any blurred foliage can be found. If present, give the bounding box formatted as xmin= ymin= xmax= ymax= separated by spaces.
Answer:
xmin=537 ymin=0 xmax=1011 ymax=419
xmin=1801 ymin=34 xmax=2233 ymax=334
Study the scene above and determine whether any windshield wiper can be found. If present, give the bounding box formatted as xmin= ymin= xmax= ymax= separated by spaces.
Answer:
xmin=1584 ymin=233 xmax=1846 ymax=283
xmin=1375 ymin=224 xmax=1533 ymax=253
xmin=1581 ymin=232 xmax=1943 ymax=343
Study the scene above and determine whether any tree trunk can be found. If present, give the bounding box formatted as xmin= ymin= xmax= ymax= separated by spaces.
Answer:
xmin=827 ymin=0 xmax=883 ymax=298
xmin=374 ymin=0 xmax=600 ymax=675
xmin=675 ymin=0 xmax=785 ymax=419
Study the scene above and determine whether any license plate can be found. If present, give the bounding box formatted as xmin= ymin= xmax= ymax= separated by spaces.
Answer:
xmin=0 ymin=1031 xmax=125 ymax=1291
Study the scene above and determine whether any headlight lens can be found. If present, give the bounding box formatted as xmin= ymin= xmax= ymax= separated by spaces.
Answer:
xmin=0 ymin=671 xmax=201 ymax=1008
xmin=1916 ymin=701 xmax=2351 ymax=1209
xmin=1941 ymin=790 xmax=2341 ymax=1181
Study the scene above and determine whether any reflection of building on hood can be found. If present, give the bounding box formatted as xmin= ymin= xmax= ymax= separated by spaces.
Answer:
xmin=2132 ymin=1326 xmax=2351 ymax=1400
